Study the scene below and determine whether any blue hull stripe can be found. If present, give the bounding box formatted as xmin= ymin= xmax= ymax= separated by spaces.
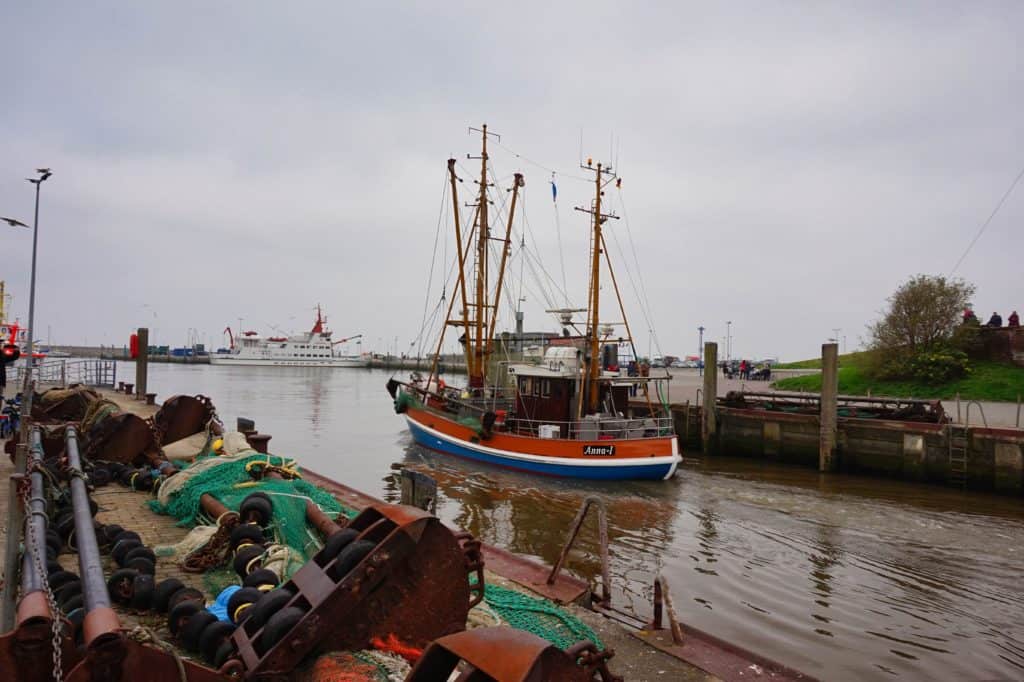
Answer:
xmin=406 ymin=418 xmax=677 ymax=481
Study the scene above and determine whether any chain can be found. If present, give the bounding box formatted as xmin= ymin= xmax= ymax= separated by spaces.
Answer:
xmin=22 ymin=465 xmax=64 ymax=681
xmin=126 ymin=626 xmax=188 ymax=682
xmin=182 ymin=515 xmax=237 ymax=573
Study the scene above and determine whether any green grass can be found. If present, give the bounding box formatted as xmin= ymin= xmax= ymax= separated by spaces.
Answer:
xmin=773 ymin=359 xmax=1024 ymax=402
xmin=774 ymin=351 xmax=872 ymax=369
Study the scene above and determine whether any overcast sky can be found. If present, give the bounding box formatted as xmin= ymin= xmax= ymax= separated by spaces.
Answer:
xmin=2 ymin=2 xmax=1021 ymax=361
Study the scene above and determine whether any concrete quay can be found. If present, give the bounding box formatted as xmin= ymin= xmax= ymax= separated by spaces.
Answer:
xmin=640 ymin=348 xmax=1024 ymax=496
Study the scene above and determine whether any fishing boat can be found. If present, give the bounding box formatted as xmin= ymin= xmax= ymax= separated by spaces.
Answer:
xmin=210 ymin=307 xmax=369 ymax=367
xmin=387 ymin=126 xmax=680 ymax=480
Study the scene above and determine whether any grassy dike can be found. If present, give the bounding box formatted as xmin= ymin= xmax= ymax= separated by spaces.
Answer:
xmin=773 ymin=352 xmax=1024 ymax=402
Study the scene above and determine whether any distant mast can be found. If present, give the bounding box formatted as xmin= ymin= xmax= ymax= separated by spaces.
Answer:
xmin=311 ymin=304 xmax=325 ymax=335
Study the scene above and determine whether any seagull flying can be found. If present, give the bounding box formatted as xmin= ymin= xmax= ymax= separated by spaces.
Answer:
xmin=1 ymin=216 xmax=30 ymax=228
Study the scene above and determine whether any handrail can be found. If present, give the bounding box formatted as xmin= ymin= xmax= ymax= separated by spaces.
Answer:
xmin=963 ymin=401 xmax=989 ymax=428
xmin=11 ymin=358 xmax=117 ymax=388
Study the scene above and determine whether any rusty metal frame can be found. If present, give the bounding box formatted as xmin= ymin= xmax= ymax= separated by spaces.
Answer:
xmin=406 ymin=627 xmax=621 ymax=681
xmin=546 ymin=496 xmax=611 ymax=607
xmin=228 ymin=504 xmax=480 ymax=679
xmin=650 ymin=574 xmax=684 ymax=645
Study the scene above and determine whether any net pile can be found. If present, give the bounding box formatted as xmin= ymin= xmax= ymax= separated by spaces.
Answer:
xmin=149 ymin=451 xmax=356 ymax=562
xmin=478 ymin=583 xmax=603 ymax=651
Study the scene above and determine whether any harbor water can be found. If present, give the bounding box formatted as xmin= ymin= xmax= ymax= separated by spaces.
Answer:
xmin=127 ymin=362 xmax=1023 ymax=680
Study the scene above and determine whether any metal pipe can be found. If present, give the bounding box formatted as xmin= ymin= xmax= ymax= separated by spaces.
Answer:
xmin=65 ymin=426 xmax=111 ymax=613
xmin=264 ymin=469 xmax=341 ymax=536
xmin=20 ymin=428 xmax=49 ymax=596
xmin=737 ymin=390 xmax=941 ymax=407
xmin=200 ymin=493 xmax=232 ymax=520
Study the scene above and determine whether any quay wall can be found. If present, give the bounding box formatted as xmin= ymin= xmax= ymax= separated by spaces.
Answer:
xmin=637 ymin=402 xmax=1024 ymax=496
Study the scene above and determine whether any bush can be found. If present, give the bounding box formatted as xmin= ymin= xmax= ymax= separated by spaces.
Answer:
xmin=950 ymin=323 xmax=984 ymax=357
xmin=873 ymin=346 xmax=970 ymax=384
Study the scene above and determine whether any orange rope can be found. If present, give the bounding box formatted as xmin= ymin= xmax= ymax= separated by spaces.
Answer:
xmin=370 ymin=633 xmax=423 ymax=664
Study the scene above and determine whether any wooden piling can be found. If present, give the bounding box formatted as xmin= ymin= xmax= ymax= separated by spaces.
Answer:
xmin=135 ymin=327 xmax=149 ymax=400
xmin=702 ymin=342 xmax=718 ymax=455
xmin=819 ymin=343 xmax=838 ymax=471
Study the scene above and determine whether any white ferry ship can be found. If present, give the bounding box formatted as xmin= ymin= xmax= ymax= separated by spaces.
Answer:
xmin=210 ymin=307 xmax=369 ymax=368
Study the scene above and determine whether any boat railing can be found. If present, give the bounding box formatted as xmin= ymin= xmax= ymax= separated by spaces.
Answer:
xmin=503 ymin=415 xmax=675 ymax=440
xmin=9 ymin=359 xmax=118 ymax=389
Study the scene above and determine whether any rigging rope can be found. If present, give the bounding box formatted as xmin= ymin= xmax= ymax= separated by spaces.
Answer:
xmin=416 ymin=169 xmax=452 ymax=360
xmin=948 ymin=161 xmax=1024 ymax=275
xmin=551 ymin=173 xmax=570 ymax=307
xmin=613 ymin=187 xmax=665 ymax=360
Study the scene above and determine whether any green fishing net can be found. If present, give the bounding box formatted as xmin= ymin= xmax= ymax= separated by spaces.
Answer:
xmin=149 ymin=453 xmax=357 ymax=563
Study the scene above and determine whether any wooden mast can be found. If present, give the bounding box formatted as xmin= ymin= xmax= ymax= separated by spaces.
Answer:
xmin=446 ymin=158 xmax=474 ymax=377
xmin=471 ymin=125 xmax=490 ymax=387
xmin=486 ymin=172 xmax=524 ymax=357
xmin=588 ymin=165 xmax=603 ymax=413
xmin=575 ymin=159 xmax=619 ymax=415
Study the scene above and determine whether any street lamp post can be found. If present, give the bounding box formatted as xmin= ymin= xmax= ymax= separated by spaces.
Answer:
xmin=24 ymin=169 xmax=52 ymax=390
xmin=698 ymin=325 xmax=705 ymax=376
xmin=726 ymin=320 xmax=732 ymax=362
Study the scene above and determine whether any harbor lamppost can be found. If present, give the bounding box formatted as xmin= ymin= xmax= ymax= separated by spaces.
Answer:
xmin=26 ymin=170 xmax=51 ymax=375
xmin=698 ymin=325 xmax=705 ymax=376
xmin=726 ymin=320 xmax=732 ymax=362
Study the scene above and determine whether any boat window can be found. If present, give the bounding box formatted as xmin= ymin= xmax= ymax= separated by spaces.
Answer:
xmin=541 ymin=379 xmax=551 ymax=397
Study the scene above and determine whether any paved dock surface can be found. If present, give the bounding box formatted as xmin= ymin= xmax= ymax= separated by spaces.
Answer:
xmin=655 ymin=367 xmax=1022 ymax=428
xmin=1 ymin=386 xmax=715 ymax=681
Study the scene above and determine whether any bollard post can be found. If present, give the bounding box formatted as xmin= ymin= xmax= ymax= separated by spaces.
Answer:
xmin=400 ymin=469 xmax=438 ymax=514
xmin=819 ymin=343 xmax=839 ymax=472
xmin=246 ymin=433 xmax=272 ymax=453
xmin=135 ymin=327 xmax=149 ymax=400
xmin=702 ymin=342 xmax=718 ymax=455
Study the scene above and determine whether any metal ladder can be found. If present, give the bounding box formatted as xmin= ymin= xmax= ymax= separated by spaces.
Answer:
xmin=948 ymin=400 xmax=988 ymax=489
xmin=948 ymin=424 xmax=969 ymax=489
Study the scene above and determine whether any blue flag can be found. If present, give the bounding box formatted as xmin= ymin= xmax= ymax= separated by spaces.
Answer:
xmin=550 ymin=174 xmax=557 ymax=202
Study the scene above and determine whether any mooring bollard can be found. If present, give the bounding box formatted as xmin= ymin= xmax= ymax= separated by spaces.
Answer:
xmin=123 ymin=383 xmax=133 ymax=395
xmin=702 ymin=342 xmax=718 ymax=455
xmin=819 ymin=343 xmax=839 ymax=472
xmin=400 ymin=469 xmax=438 ymax=513
xmin=145 ymin=393 xmax=157 ymax=406
xmin=247 ymin=433 xmax=272 ymax=453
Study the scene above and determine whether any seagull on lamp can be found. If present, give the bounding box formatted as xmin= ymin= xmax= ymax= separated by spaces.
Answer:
xmin=28 ymin=168 xmax=52 ymax=184
xmin=1 ymin=216 xmax=30 ymax=228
